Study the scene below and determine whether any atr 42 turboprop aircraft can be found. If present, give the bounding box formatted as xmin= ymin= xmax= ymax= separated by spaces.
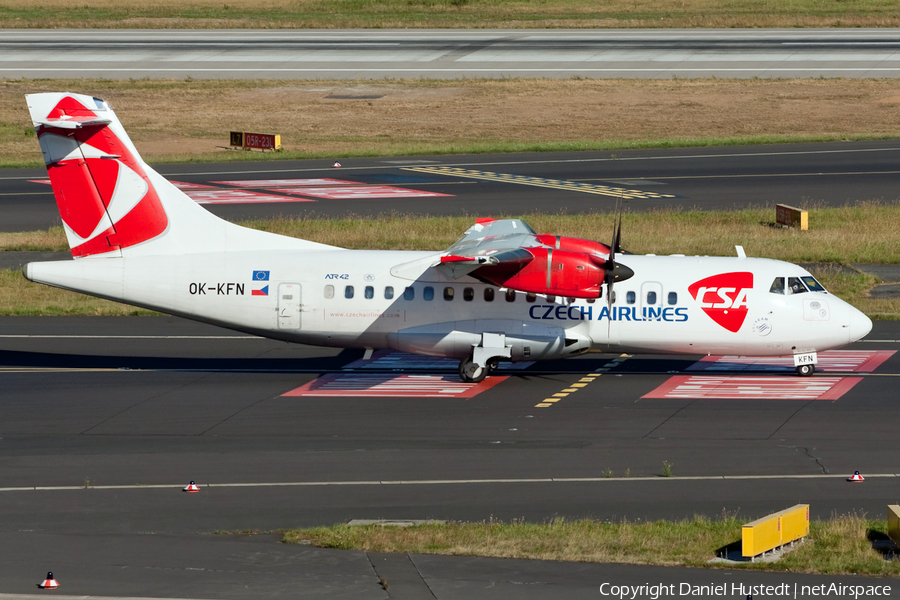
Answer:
xmin=23 ymin=93 xmax=873 ymax=381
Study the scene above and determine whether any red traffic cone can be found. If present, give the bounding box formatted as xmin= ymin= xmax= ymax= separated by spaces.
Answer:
xmin=848 ymin=471 xmax=865 ymax=482
xmin=332 ymin=161 xmax=341 ymax=168
xmin=183 ymin=480 xmax=200 ymax=493
xmin=38 ymin=572 xmax=59 ymax=589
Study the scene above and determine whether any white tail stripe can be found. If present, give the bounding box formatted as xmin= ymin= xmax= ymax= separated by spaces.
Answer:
xmin=106 ymin=161 xmax=148 ymax=225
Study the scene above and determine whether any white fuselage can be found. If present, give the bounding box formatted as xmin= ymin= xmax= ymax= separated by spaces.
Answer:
xmin=25 ymin=249 xmax=871 ymax=362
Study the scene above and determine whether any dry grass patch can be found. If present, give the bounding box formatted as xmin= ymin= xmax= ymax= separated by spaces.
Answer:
xmin=0 ymin=227 xmax=66 ymax=251
xmin=283 ymin=514 xmax=900 ymax=576
xmin=4 ymin=78 xmax=900 ymax=167
xmin=0 ymin=0 xmax=898 ymax=28
xmin=0 ymin=269 xmax=154 ymax=315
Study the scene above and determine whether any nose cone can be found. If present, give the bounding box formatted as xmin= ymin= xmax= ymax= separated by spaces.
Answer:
xmin=848 ymin=308 xmax=873 ymax=343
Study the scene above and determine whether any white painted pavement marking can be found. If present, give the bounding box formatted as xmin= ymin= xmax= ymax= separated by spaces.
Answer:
xmin=1 ymin=472 xmax=899 ymax=493
xmin=212 ymin=178 xmax=358 ymax=187
xmin=267 ymin=185 xmax=452 ymax=200
xmin=283 ymin=373 xmax=506 ymax=398
xmin=643 ymin=375 xmax=862 ymax=400
xmin=181 ymin=188 xmax=313 ymax=205
xmin=688 ymin=350 xmax=895 ymax=373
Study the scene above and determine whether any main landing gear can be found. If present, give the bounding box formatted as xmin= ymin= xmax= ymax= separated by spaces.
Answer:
xmin=458 ymin=333 xmax=511 ymax=383
xmin=458 ymin=356 xmax=499 ymax=383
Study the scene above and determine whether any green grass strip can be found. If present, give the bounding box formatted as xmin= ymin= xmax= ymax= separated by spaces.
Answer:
xmin=282 ymin=514 xmax=900 ymax=576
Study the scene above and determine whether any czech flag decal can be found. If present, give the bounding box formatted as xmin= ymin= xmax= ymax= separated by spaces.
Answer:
xmin=252 ymin=285 xmax=269 ymax=296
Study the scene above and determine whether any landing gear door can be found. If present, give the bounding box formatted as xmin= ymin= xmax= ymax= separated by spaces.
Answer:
xmin=278 ymin=283 xmax=301 ymax=330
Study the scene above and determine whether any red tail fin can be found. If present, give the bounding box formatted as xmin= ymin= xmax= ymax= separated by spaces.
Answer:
xmin=28 ymin=93 xmax=168 ymax=258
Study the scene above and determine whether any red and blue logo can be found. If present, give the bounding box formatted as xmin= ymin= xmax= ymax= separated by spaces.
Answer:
xmin=251 ymin=270 xmax=269 ymax=296
xmin=688 ymin=272 xmax=753 ymax=333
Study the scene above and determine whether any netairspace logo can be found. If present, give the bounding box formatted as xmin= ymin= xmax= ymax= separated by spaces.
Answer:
xmin=598 ymin=582 xmax=892 ymax=599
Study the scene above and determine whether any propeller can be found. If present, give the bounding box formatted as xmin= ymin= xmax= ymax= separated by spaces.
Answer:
xmin=604 ymin=198 xmax=634 ymax=310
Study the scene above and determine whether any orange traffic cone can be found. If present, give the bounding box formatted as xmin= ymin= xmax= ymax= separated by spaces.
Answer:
xmin=38 ymin=572 xmax=59 ymax=589
xmin=332 ymin=161 xmax=341 ymax=168
xmin=848 ymin=471 xmax=865 ymax=482
xmin=183 ymin=480 xmax=200 ymax=493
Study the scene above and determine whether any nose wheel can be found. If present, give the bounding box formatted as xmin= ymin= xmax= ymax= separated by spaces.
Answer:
xmin=796 ymin=364 xmax=815 ymax=377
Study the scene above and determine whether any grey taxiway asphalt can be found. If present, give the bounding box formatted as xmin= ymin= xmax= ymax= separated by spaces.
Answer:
xmin=3 ymin=28 xmax=900 ymax=79
xmin=3 ymin=140 xmax=900 ymax=232
xmin=0 ymin=316 xmax=899 ymax=597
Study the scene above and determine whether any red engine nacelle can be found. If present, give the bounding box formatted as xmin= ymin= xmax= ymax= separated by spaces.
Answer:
xmin=478 ymin=247 xmax=606 ymax=298
xmin=534 ymin=234 xmax=611 ymax=257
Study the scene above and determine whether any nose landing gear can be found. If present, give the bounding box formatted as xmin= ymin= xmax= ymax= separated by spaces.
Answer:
xmin=793 ymin=350 xmax=817 ymax=377
xmin=796 ymin=364 xmax=815 ymax=377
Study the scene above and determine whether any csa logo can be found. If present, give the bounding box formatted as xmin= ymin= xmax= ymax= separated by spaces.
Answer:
xmin=687 ymin=272 xmax=753 ymax=333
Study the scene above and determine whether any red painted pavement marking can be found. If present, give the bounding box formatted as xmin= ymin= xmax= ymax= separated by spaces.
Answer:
xmin=687 ymin=350 xmax=895 ymax=373
xmin=283 ymin=373 xmax=506 ymax=398
xmin=270 ymin=186 xmax=452 ymax=200
xmin=642 ymin=375 xmax=864 ymax=400
xmin=181 ymin=189 xmax=314 ymax=205
xmin=212 ymin=179 xmax=358 ymax=188
xmin=343 ymin=349 xmax=533 ymax=371
xmin=169 ymin=181 xmax=217 ymax=190
xmin=285 ymin=350 xmax=530 ymax=398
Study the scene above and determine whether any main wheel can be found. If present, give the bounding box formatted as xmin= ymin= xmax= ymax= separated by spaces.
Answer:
xmin=458 ymin=357 xmax=487 ymax=383
xmin=796 ymin=364 xmax=815 ymax=377
xmin=486 ymin=357 xmax=500 ymax=374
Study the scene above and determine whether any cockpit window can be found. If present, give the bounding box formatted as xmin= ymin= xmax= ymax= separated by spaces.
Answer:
xmin=788 ymin=277 xmax=808 ymax=294
xmin=769 ymin=277 xmax=785 ymax=295
xmin=802 ymin=276 xmax=826 ymax=292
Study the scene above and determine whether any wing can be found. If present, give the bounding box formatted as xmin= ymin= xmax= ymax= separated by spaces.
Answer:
xmin=435 ymin=218 xmax=628 ymax=299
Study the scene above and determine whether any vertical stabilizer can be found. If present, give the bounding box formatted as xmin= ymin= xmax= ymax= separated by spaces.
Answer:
xmin=27 ymin=93 xmax=168 ymax=258
xmin=26 ymin=93 xmax=333 ymax=259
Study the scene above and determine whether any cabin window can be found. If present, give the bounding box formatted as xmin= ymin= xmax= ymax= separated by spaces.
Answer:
xmin=626 ymin=291 xmax=636 ymax=304
xmin=802 ymin=276 xmax=826 ymax=292
xmin=324 ymin=285 xmax=334 ymax=299
xmin=364 ymin=286 xmax=374 ymax=299
xmin=463 ymin=287 xmax=474 ymax=301
xmin=424 ymin=286 xmax=434 ymax=301
xmin=647 ymin=291 xmax=657 ymax=305
xmin=769 ymin=277 xmax=785 ymax=295
xmin=444 ymin=287 xmax=455 ymax=301
xmin=505 ymin=289 xmax=516 ymax=302
xmin=484 ymin=288 xmax=495 ymax=302
xmin=610 ymin=291 xmax=617 ymax=304
xmin=344 ymin=285 xmax=354 ymax=299
xmin=403 ymin=286 xmax=415 ymax=301
xmin=667 ymin=291 xmax=677 ymax=305
xmin=546 ymin=295 xmax=556 ymax=303
xmin=788 ymin=277 xmax=808 ymax=294
xmin=526 ymin=292 xmax=536 ymax=303
xmin=384 ymin=286 xmax=394 ymax=300
xmin=587 ymin=297 xmax=596 ymax=304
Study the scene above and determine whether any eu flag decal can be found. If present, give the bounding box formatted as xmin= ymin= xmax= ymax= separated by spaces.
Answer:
xmin=252 ymin=270 xmax=270 ymax=281
xmin=252 ymin=285 xmax=269 ymax=296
